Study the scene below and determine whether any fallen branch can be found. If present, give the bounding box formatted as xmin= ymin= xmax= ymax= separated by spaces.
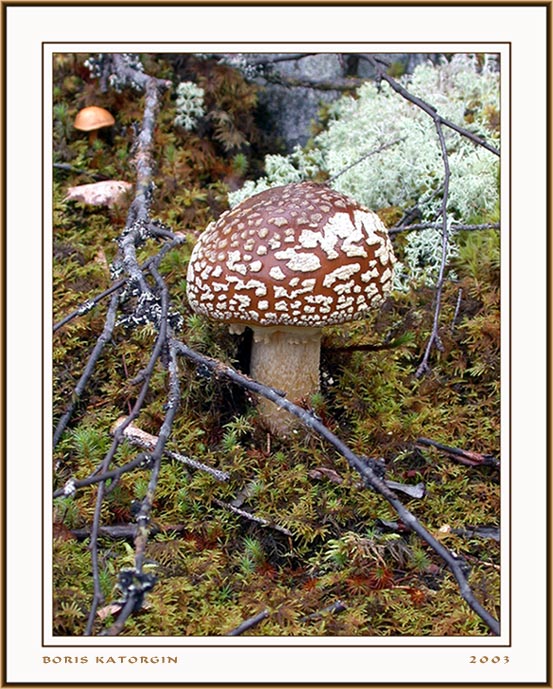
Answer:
xmin=111 ymin=418 xmax=230 ymax=482
xmin=225 ymin=609 xmax=269 ymax=636
xmin=212 ymin=498 xmax=293 ymax=537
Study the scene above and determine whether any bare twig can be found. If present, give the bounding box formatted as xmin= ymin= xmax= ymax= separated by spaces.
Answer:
xmin=53 ymin=281 xmax=125 ymax=333
xmin=99 ymin=593 xmax=141 ymax=637
xmin=327 ymin=137 xmax=405 ymax=183
xmin=263 ymin=73 xmax=364 ymax=92
xmin=212 ymin=498 xmax=293 ymax=537
xmin=416 ymin=118 xmax=451 ymax=377
xmin=54 ymin=454 xmax=148 ymax=499
xmin=417 ymin=437 xmax=499 ymax=468
xmin=53 ymin=292 xmax=120 ymax=447
xmin=451 ymin=288 xmax=464 ymax=333
xmin=110 ymin=418 xmax=230 ymax=483
xmin=70 ymin=522 xmax=197 ymax=540
xmin=225 ymin=609 xmax=269 ymax=636
xmin=215 ymin=52 xmax=318 ymax=67
xmin=53 ymin=162 xmax=108 ymax=181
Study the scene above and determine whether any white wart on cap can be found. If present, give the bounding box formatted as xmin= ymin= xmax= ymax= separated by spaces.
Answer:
xmin=186 ymin=182 xmax=396 ymax=434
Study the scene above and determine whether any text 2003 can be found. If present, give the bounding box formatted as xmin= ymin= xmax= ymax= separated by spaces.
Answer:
xmin=469 ymin=656 xmax=509 ymax=664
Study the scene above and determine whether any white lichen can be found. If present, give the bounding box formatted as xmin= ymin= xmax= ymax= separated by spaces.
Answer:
xmin=173 ymin=81 xmax=205 ymax=131
xmin=228 ymin=54 xmax=500 ymax=288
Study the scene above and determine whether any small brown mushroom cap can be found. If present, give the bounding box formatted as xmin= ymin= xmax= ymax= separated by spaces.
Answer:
xmin=186 ymin=182 xmax=395 ymax=329
xmin=74 ymin=106 xmax=115 ymax=132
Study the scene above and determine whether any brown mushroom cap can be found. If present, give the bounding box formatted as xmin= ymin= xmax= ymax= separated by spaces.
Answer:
xmin=186 ymin=182 xmax=395 ymax=328
xmin=74 ymin=106 xmax=115 ymax=132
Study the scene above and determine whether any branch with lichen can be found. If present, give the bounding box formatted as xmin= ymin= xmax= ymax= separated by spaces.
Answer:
xmin=56 ymin=55 xmax=177 ymax=635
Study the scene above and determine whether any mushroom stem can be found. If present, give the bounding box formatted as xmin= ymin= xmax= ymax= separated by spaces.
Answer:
xmin=249 ymin=326 xmax=322 ymax=435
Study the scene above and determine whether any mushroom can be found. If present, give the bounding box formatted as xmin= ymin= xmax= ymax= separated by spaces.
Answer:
xmin=73 ymin=105 xmax=115 ymax=145
xmin=186 ymin=182 xmax=396 ymax=435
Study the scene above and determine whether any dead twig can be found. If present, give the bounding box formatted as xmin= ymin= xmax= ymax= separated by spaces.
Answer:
xmin=417 ymin=437 xmax=499 ymax=468
xmin=415 ymin=116 xmax=451 ymax=377
xmin=54 ymin=454 xmax=148 ymax=499
xmin=212 ymin=498 xmax=293 ymax=537
xmin=225 ymin=610 xmax=270 ymax=636
xmin=53 ymin=292 xmax=120 ymax=447
xmin=327 ymin=137 xmax=406 ymax=183
xmin=111 ymin=417 xmax=230 ymax=482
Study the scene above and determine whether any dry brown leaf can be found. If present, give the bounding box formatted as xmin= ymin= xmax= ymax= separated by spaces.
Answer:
xmin=308 ymin=467 xmax=344 ymax=484
xmin=96 ymin=603 xmax=123 ymax=621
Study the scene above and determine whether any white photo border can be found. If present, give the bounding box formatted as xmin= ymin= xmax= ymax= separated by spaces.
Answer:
xmin=4 ymin=2 xmax=549 ymax=686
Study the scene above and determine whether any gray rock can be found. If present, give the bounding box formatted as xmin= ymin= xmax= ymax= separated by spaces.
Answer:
xmin=356 ymin=53 xmax=441 ymax=79
xmin=254 ymin=53 xmax=443 ymax=152
xmin=255 ymin=53 xmax=346 ymax=150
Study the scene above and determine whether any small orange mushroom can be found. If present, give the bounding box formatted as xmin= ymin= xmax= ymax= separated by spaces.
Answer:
xmin=73 ymin=106 xmax=115 ymax=145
